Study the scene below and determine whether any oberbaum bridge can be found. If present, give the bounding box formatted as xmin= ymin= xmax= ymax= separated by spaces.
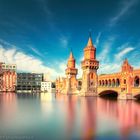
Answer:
xmin=56 ymin=34 xmax=140 ymax=100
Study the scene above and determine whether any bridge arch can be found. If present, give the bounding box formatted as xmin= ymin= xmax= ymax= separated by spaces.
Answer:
xmin=99 ymin=90 xmax=118 ymax=98
xmin=133 ymin=93 xmax=140 ymax=100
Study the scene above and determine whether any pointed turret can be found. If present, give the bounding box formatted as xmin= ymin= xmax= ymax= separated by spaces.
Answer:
xmin=67 ymin=51 xmax=75 ymax=68
xmin=122 ymin=58 xmax=133 ymax=72
xmin=85 ymin=32 xmax=95 ymax=49
xmin=65 ymin=50 xmax=78 ymax=94
xmin=84 ymin=33 xmax=96 ymax=60
xmin=69 ymin=51 xmax=74 ymax=60
xmin=123 ymin=58 xmax=129 ymax=65
xmin=87 ymin=36 xmax=93 ymax=47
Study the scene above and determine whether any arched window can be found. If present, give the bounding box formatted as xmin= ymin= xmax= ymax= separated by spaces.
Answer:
xmin=99 ymin=80 xmax=101 ymax=86
xmin=91 ymin=82 xmax=93 ymax=86
xmin=116 ymin=79 xmax=120 ymax=87
xmin=108 ymin=79 xmax=111 ymax=87
xmin=90 ymin=73 xmax=93 ymax=79
xmin=124 ymin=79 xmax=126 ymax=84
xmin=102 ymin=80 xmax=104 ymax=86
xmin=78 ymin=81 xmax=82 ymax=86
xmin=134 ymin=76 xmax=139 ymax=87
xmin=105 ymin=80 xmax=108 ymax=86
xmin=112 ymin=79 xmax=115 ymax=87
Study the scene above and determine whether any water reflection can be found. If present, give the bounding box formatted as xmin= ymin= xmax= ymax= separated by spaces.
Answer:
xmin=0 ymin=93 xmax=17 ymax=130
xmin=0 ymin=93 xmax=140 ymax=139
xmin=97 ymin=98 xmax=140 ymax=139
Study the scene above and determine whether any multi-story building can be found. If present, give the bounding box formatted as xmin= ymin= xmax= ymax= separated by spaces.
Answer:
xmin=0 ymin=62 xmax=17 ymax=92
xmin=41 ymin=81 xmax=52 ymax=92
xmin=16 ymin=73 xmax=43 ymax=93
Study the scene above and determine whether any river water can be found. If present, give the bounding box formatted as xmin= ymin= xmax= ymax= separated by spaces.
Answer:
xmin=0 ymin=93 xmax=140 ymax=140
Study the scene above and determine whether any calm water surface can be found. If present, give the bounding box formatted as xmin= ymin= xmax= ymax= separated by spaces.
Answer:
xmin=0 ymin=93 xmax=140 ymax=140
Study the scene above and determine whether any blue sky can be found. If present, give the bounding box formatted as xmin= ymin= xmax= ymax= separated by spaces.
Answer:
xmin=0 ymin=0 xmax=140 ymax=80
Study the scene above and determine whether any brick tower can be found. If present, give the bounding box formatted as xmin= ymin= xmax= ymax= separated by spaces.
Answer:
xmin=81 ymin=33 xmax=99 ymax=96
xmin=65 ymin=51 xmax=78 ymax=94
xmin=118 ymin=58 xmax=133 ymax=99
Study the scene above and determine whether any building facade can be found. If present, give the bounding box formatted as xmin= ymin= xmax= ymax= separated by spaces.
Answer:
xmin=0 ymin=62 xmax=17 ymax=92
xmin=41 ymin=81 xmax=52 ymax=92
xmin=16 ymin=73 xmax=43 ymax=93
xmin=56 ymin=34 xmax=99 ymax=96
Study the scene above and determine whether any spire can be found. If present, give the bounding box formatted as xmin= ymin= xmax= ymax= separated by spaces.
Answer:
xmin=122 ymin=58 xmax=133 ymax=72
xmin=123 ymin=58 xmax=129 ymax=65
xmin=84 ymin=31 xmax=96 ymax=59
xmin=69 ymin=50 xmax=74 ymax=60
xmin=67 ymin=50 xmax=75 ymax=68
xmin=87 ymin=30 xmax=93 ymax=46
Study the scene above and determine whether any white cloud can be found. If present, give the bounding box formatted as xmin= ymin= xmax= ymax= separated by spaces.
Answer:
xmin=0 ymin=39 xmax=16 ymax=48
xmin=115 ymin=47 xmax=134 ymax=61
xmin=29 ymin=46 xmax=43 ymax=57
xmin=98 ymin=36 xmax=115 ymax=63
xmin=0 ymin=45 xmax=61 ymax=80
xmin=95 ymin=32 xmax=101 ymax=47
xmin=117 ymin=42 xmax=130 ymax=51
xmin=98 ymin=63 xmax=120 ymax=75
xmin=110 ymin=0 xmax=138 ymax=26
xmin=98 ymin=40 xmax=135 ymax=75
xmin=76 ymin=64 xmax=82 ymax=78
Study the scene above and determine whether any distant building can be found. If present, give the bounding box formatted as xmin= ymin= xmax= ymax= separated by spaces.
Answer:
xmin=0 ymin=62 xmax=17 ymax=92
xmin=41 ymin=81 xmax=52 ymax=92
xmin=16 ymin=73 xmax=43 ymax=93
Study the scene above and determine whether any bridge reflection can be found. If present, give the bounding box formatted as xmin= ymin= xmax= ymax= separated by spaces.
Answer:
xmin=56 ymin=94 xmax=140 ymax=139
xmin=97 ymin=98 xmax=140 ymax=138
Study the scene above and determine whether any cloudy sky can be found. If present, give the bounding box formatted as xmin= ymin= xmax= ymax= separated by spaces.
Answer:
xmin=0 ymin=0 xmax=140 ymax=80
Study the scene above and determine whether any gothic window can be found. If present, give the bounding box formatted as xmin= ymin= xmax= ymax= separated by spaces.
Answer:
xmin=78 ymin=81 xmax=82 ymax=86
xmin=91 ymin=73 xmax=93 ymax=79
xmin=124 ymin=79 xmax=126 ymax=84
xmin=134 ymin=76 xmax=139 ymax=87
xmin=108 ymin=79 xmax=111 ymax=86
xmin=102 ymin=80 xmax=104 ymax=86
xmin=99 ymin=80 xmax=101 ymax=86
xmin=116 ymin=79 xmax=120 ymax=87
xmin=105 ymin=80 xmax=108 ymax=86
xmin=112 ymin=79 xmax=115 ymax=87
